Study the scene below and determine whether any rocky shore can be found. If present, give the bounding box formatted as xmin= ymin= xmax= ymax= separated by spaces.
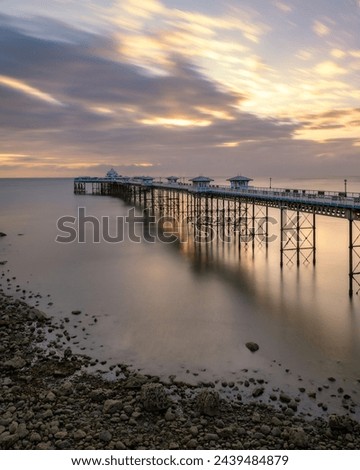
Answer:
xmin=0 ymin=289 xmax=360 ymax=450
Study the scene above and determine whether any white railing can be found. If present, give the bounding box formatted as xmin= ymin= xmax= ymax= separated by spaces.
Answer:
xmin=74 ymin=177 xmax=360 ymax=209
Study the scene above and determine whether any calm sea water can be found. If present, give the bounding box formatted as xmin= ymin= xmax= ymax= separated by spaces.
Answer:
xmin=1 ymin=176 xmax=360 ymax=418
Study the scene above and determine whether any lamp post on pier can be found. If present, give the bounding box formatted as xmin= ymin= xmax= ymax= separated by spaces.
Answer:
xmin=344 ymin=179 xmax=347 ymax=197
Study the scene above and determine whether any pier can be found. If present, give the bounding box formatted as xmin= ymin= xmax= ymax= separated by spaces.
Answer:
xmin=74 ymin=170 xmax=360 ymax=297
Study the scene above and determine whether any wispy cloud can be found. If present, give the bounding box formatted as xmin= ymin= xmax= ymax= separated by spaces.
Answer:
xmin=0 ymin=75 xmax=63 ymax=106
xmin=313 ymin=20 xmax=331 ymax=37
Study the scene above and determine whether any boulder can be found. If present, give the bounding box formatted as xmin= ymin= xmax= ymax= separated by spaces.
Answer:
xmin=141 ymin=383 xmax=169 ymax=411
xmin=195 ymin=389 xmax=220 ymax=416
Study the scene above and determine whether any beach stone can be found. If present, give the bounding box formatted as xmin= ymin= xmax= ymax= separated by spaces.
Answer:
xmin=9 ymin=422 xmax=18 ymax=434
xmin=279 ymin=392 xmax=291 ymax=403
xmin=187 ymin=439 xmax=198 ymax=449
xmin=141 ymin=383 xmax=169 ymax=411
xmin=99 ymin=430 xmax=112 ymax=442
xmin=165 ymin=410 xmax=176 ymax=421
xmin=328 ymin=415 xmax=355 ymax=434
xmin=4 ymin=356 xmax=26 ymax=370
xmin=71 ymin=310 xmax=82 ymax=315
xmin=195 ymin=389 xmax=220 ymax=417
xmin=74 ymin=430 xmax=86 ymax=440
xmin=0 ymin=232 xmax=7 ymax=237
xmin=46 ymin=391 xmax=56 ymax=402
xmin=289 ymin=428 xmax=308 ymax=448
xmin=246 ymin=342 xmax=259 ymax=353
xmin=103 ymin=399 xmax=122 ymax=415
xmin=115 ymin=441 xmax=126 ymax=450
xmin=29 ymin=432 xmax=42 ymax=443
xmin=252 ymin=387 xmax=264 ymax=398
xmin=260 ymin=424 xmax=271 ymax=435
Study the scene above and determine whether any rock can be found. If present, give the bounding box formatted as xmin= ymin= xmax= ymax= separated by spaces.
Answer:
xmin=30 ymin=308 xmax=47 ymax=321
xmin=99 ymin=430 xmax=112 ymax=443
xmin=289 ymin=428 xmax=308 ymax=448
xmin=90 ymin=388 xmax=109 ymax=402
xmin=103 ymin=399 xmax=123 ymax=415
xmin=260 ymin=424 xmax=271 ymax=435
xmin=271 ymin=416 xmax=282 ymax=426
xmin=195 ymin=389 xmax=220 ymax=417
xmin=4 ymin=356 xmax=26 ymax=370
xmin=189 ymin=426 xmax=198 ymax=436
xmin=187 ymin=439 xmax=198 ymax=449
xmin=0 ymin=232 xmax=7 ymax=237
xmin=29 ymin=432 xmax=42 ymax=443
xmin=252 ymin=387 xmax=264 ymax=398
xmin=279 ymin=392 xmax=292 ymax=403
xmin=46 ymin=391 xmax=56 ymax=402
xmin=125 ymin=375 xmax=148 ymax=389
xmin=0 ymin=433 xmax=19 ymax=446
xmin=115 ymin=441 xmax=126 ymax=450
xmin=71 ymin=310 xmax=82 ymax=315
xmin=246 ymin=342 xmax=259 ymax=353
xmin=141 ymin=383 xmax=169 ymax=411
xmin=74 ymin=430 xmax=86 ymax=440
xmin=9 ymin=422 xmax=18 ymax=434
xmin=165 ymin=410 xmax=176 ymax=421
xmin=328 ymin=415 xmax=355 ymax=434
xmin=16 ymin=423 xmax=28 ymax=438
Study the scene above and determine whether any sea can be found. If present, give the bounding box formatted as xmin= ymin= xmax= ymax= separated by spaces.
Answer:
xmin=1 ymin=176 xmax=360 ymax=419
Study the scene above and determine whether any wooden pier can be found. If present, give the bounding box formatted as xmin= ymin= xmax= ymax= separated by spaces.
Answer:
xmin=74 ymin=171 xmax=360 ymax=296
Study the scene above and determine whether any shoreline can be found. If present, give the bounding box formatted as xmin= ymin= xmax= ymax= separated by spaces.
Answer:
xmin=0 ymin=289 xmax=359 ymax=450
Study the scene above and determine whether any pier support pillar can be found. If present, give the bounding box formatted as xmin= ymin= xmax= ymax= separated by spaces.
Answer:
xmin=280 ymin=208 xmax=316 ymax=268
xmin=349 ymin=215 xmax=360 ymax=297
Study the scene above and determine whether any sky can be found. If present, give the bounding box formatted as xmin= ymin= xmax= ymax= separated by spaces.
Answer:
xmin=0 ymin=0 xmax=359 ymax=178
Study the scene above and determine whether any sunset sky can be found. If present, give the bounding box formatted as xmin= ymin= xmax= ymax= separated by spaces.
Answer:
xmin=0 ymin=0 xmax=359 ymax=178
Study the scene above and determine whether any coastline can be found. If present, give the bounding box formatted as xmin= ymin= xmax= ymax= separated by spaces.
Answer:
xmin=0 ymin=289 xmax=359 ymax=450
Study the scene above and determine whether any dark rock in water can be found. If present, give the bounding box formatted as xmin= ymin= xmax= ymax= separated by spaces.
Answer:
xmin=246 ymin=342 xmax=259 ymax=353
xmin=71 ymin=310 xmax=82 ymax=315
xmin=0 ymin=261 xmax=7 ymax=265
xmin=279 ymin=392 xmax=292 ymax=403
xmin=252 ymin=387 xmax=264 ymax=398
xmin=0 ymin=232 xmax=7 ymax=237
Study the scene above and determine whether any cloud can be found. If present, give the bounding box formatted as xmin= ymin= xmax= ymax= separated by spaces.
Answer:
xmin=0 ymin=14 xmax=300 ymax=176
xmin=313 ymin=20 xmax=330 ymax=37
xmin=314 ymin=61 xmax=347 ymax=77
xmin=0 ymin=75 xmax=63 ymax=106
xmin=273 ymin=1 xmax=292 ymax=13
xmin=0 ymin=11 xmax=359 ymax=179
